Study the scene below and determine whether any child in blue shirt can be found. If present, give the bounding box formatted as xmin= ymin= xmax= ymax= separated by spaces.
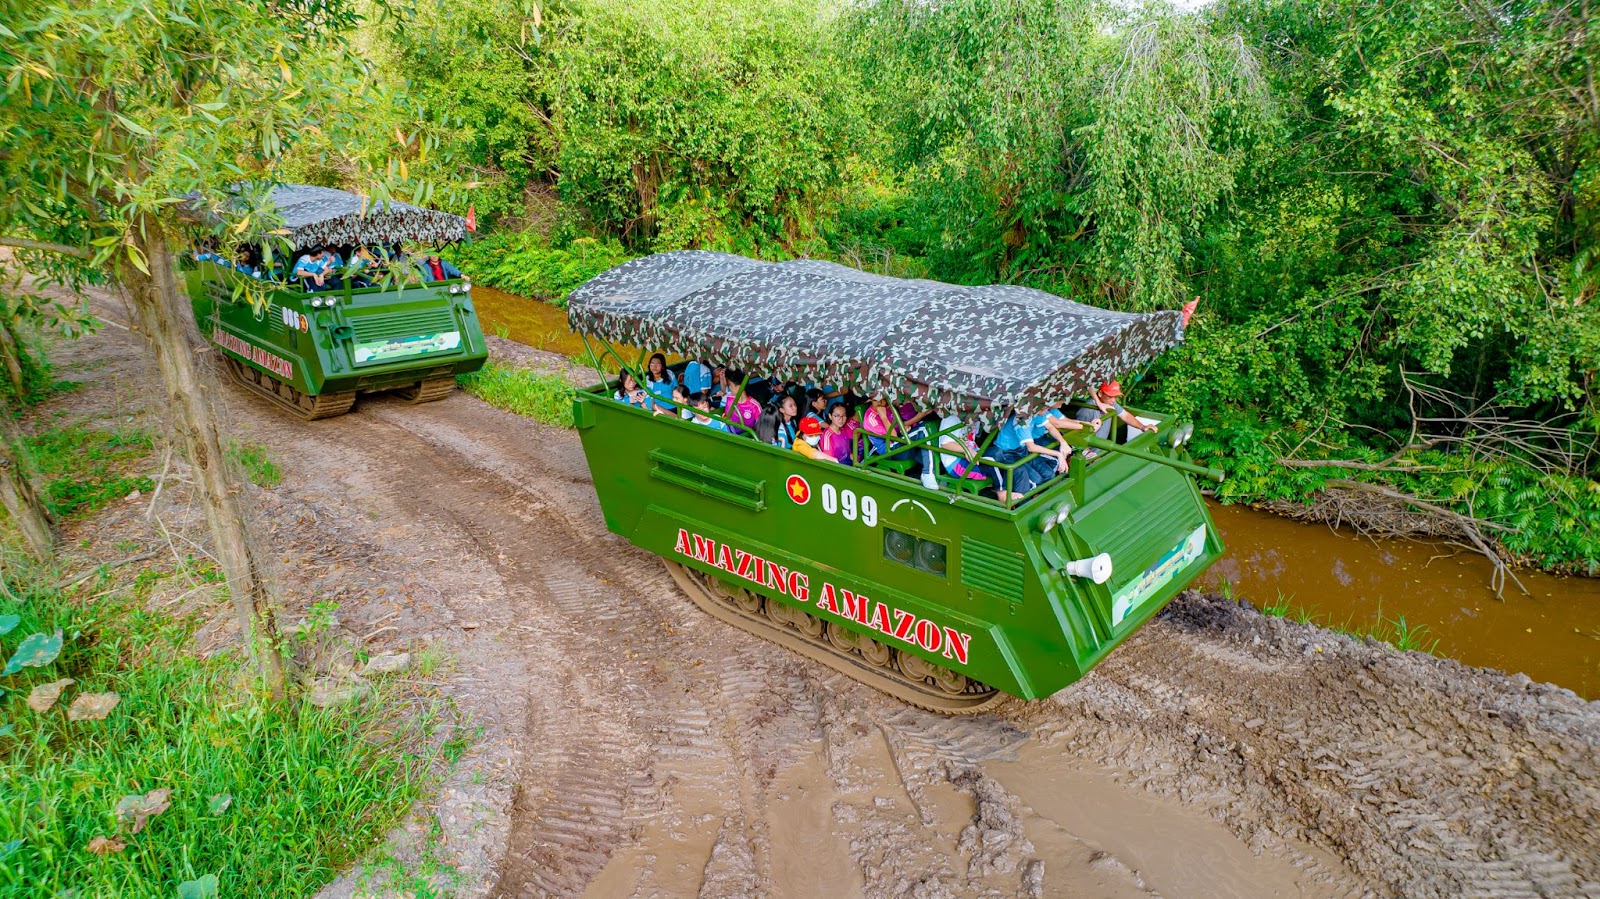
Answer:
xmin=689 ymin=391 xmax=729 ymax=432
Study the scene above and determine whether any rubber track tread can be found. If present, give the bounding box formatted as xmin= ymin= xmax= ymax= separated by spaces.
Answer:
xmin=222 ymin=357 xmax=355 ymax=420
xmin=397 ymin=376 xmax=457 ymax=404
xmin=665 ymin=561 xmax=1006 ymax=715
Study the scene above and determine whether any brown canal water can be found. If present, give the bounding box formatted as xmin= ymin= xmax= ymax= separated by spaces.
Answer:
xmin=474 ymin=285 xmax=1600 ymax=699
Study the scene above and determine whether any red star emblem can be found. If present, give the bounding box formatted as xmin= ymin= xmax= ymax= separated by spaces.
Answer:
xmin=786 ymin=474 xmax=811 ymax=505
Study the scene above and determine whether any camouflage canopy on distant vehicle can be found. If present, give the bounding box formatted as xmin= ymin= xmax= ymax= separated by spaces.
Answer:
xmin=260 ymin=184 xmax=466 ymax=250
xmin=568 ymin=251 xmax=1189 ymax=425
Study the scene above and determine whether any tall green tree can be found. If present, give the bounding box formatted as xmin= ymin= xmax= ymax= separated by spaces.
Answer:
xmin=847 ymin=0 xmax=1271 ymax=307
xmin=0 ymin=0 xmax=438 ymax=695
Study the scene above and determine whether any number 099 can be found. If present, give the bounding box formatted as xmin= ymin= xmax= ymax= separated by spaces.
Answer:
xmin=819 ymin=483 xmax=877 ymax=526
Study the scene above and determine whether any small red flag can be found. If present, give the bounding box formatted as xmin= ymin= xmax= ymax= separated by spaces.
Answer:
xmin=465 ymin=205 xmax=477 ymax=233
xmin=1181 ymin=297 xmax=1199 ymax=327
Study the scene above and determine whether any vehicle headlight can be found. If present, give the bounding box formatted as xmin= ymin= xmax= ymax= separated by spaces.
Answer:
xmin=1041 ymin=501 xmax=1073 ymax=533
xmin=448 ymin=284 xmax=461 ymax=295
xmin=1170 ymin=422 xmax=1195 ymax=447
xmin=309 ymin=297 xmax=323 ymax=308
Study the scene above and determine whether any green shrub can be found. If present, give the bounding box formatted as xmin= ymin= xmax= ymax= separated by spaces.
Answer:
xmin=0 ymin=564 xmax=440 ymax=898
xmin=456 ymin=362 xmax=575 ymax=427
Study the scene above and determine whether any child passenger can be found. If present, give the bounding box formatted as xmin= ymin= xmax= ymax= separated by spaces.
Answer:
xmin=614 ymin=371 xmax=650 ymax=409
xmin=801 ymin=388 xmax=829 ymax=427
xmin=793 ymin=418 xmax=838 ymax=462
xmin=658 ymin=383 xmax=692 ymax=419
xmin=721 ymin=368 xmax=761 ymax=436
xmin=820 ymin=403 xmax=856 ymax=463
xmin=863 ymin=396 xmax=940 ymax=490
xmin=936 ymin=413 xmax=997 ymax=484
xmin=756 ymin=395 xmax=800 ymax=448
xmin=689 ymin=391 xmax=729 ymax=431
xmin=645 ymin=353 xmax=677 ymax=411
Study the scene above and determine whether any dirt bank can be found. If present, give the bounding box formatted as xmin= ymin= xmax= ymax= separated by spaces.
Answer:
xmin=41 ymin=285 xmax=1600 ymax=898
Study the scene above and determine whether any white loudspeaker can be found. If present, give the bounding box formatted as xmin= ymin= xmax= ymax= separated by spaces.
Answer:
xmin=1064 ymin=553 xmax=1113 ymax=585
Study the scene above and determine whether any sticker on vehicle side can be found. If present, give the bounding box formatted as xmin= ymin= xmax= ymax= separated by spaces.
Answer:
xmin=1111 ymin=524 xmax=1207 ymax=626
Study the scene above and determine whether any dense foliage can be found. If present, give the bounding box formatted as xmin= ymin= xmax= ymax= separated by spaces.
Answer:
xmin=366 ymin=0 xmax=1599 ymax=570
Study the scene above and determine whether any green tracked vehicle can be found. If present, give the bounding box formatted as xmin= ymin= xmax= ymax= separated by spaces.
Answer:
xmin=568 ymin=251 xmax=1224 ymax=713
xmin=184 ymin=184 xmax=488 ymax=419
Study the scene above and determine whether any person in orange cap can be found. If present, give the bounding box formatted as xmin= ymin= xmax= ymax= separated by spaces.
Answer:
xmin=1077 ymin=380 xmax=1156 ymax=442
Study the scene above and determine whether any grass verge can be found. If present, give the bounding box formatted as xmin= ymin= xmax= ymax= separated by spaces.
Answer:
xmin=24 ymin=426 xmax=154 ymax=518
xmin=0 ymin=556 xmax=443 ymax=899
xmin=457 ymin=361 xmax=575 ymax=428
xmin=1257 ymin=593 xmax=1441 ymax=654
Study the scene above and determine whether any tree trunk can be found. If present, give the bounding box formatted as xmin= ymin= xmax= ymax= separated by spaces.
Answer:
xmin=0 ymin=414 xmax=53 ymax=560
xmin=0 ymin=322 xmax=27 ymax=400
xmin=125 ymin=215 xmax=285 ymax=697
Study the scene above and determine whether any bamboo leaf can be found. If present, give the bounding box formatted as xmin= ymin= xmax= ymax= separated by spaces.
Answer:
xmin=125 ymin=244 xmax=150 ymax=276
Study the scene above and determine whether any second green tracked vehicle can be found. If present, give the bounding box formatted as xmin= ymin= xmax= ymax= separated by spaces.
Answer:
xmin=185 ymin=184 xmax=488 ymax=419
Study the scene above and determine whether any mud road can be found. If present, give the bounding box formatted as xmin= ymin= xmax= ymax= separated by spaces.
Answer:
xmin=57 ymin=294 xmax=1600 ymax=898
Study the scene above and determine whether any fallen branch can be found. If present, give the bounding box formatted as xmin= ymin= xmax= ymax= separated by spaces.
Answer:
xmin=53 ymin=549 xmax=161 ymax=591
xmin=1277 ymin=440 xmax=1439 ymax=472
xmin=1325 ymin=478 xmax=1527 ymax=597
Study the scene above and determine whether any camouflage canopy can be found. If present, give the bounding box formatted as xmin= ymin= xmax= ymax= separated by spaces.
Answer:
xmin=262 ymin=184 xmax=466 ymax=250
xmin=568 ymin=251 xmax=1189 ymax=425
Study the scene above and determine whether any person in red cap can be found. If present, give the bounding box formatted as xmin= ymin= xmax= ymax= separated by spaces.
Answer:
xmin=792 ymin=416 xmax=839 ymax=463
xmin=1077 ymin=380 xmax=1156 ymax=443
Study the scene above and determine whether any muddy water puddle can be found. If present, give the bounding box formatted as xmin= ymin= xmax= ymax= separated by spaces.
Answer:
xmin=1208 ymin=502 xmax=1600 ymax=698
xmin=473 ymin=285 xmax=1600 ymax=699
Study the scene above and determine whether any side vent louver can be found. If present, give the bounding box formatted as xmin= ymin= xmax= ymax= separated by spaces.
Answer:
xmin=960 ymin=538 xmax=1025 ymax=600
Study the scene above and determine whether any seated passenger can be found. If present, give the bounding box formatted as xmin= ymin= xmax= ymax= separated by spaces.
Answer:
xmin=709 ymin=364 xmax=734 ymax=400
xmin=689 ymin=391 xmax=729 ymax=431
xmin=613 ymin=371 xmax=650 ymax=409
xmin=292 ymin=249 xmax=333 ymax=291
xmin=682 ymin=360 xmax=714 ymax=394
xmin=348 ymin=247 xmax=379 ymax=287
xmin=801 ymin=388 xmax=829 ymax=428
xmin=820 ymin=402 xmax=857 ymax=464
xmin=756 ymin=395 xmax=800 ymax=449
xmin=862 ymin=396 xmax=940 ymax=490
xmin=985 ymin=412 xmax=1063 ymax=501
xmin=418 ymin=254 xmax=464 ymax=282
xmin=793 ymin=417 xmax=838 ymax=463
xmin=1077 ymin=380 xmax=1155 ymax=443
xmin=644 ymin=353 xmax=677 ymax=410
xmin=1034 ymin=407 xmax=1099 ymax=473
xmin=721 ymin=368 xmax=761 ymax=436
xmin=657 ymin=383 xmax=692 ymax=418
xmin=937 ymin=413 xmax=998 ymax=484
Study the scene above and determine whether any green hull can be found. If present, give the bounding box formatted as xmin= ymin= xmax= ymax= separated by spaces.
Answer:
xmin=575 ymin=390 xmax=1223 ymax=700
xmin=185 ymin=261 xmax=488 ymax=397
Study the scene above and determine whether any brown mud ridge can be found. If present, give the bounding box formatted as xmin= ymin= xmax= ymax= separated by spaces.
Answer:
xmin=49 ymin=292 xmax=1600 ymax=898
